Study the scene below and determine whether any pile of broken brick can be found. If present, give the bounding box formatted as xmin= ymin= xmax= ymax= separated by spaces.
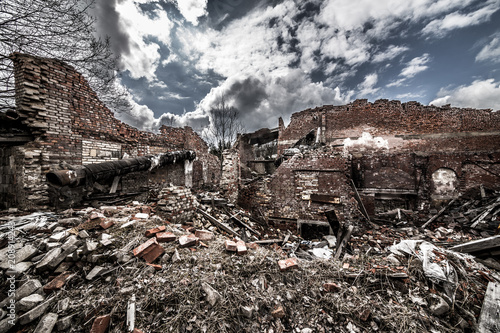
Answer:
xmin=0 ymin=187 xmax=499 ymax=332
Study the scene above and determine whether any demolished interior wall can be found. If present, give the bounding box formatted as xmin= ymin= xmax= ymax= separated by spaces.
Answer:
xmin=0 ymin=53 xmax=220 ymax=210
xmin=232 ymin=98 xmax=500 ymax=223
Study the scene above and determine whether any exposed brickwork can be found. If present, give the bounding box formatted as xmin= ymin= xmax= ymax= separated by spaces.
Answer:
xmin=0 ymin=53 xmax=220 ymax=209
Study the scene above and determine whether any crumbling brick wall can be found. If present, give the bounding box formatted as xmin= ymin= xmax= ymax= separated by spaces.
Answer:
xmin=0 ymin=53 xmax=220 ymax=209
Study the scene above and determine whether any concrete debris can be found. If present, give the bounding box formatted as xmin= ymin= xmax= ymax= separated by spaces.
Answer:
xmin=33 ymin=312 xmax=57 ymax=333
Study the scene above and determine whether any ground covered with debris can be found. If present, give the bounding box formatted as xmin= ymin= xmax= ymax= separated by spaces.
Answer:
xmin=0 ymin=186 xmax=499 ymax=333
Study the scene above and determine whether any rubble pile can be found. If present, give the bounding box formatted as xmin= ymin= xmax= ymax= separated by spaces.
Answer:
xmin=0 ymin=187 xmax=499 ymax=332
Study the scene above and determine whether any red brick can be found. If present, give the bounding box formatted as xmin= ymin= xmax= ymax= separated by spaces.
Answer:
xmin=278 ymin=257 xmax=298 ymax=271
xmin=146 ymin=263 xmax=162 ymax=271
xmin=194 ymin=230 xmax=214 ymax=241
xmin=247 ymin=242 xmax=259 ymax=250
xmin=145 ymin=226 xmax=166 ymax=237
xmin=141 ymin=244 xmax=165 ymax=263
xmin=132 ymin=238 xmax=157 ymax=257
xmin=133 ymin=329 xmax=145 ymax=333
xmin=225 ymin=240 xmax=237 ymax=252
xmin=179 ymin=234 xmax=199 ymax=248
xmin=43 ymin=271 xmax=72 ymax=294
xmin=236 ymin=240 xmax=247 ymax=255
xmin=156 ymin=232 xmax=176 ymax=243
xmin=100 ymin=220 xmax=114 ymax=230
xmin=90 ymin=315 xmax=110 ymax=333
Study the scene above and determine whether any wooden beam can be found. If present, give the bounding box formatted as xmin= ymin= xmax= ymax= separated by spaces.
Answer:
xmin=450 ymin=235 xmax=500 ymax=254
xmin=351 ymin=180 xmax=371 ymax=222
xmin=197 ymin=208 xmax=239 ymax=237
xmin=334 ymin=225 xmax=354 ymax=261
xmin=477 ymin=282 xmax=500 ymax=333
xmin=421 ymin=198 xmax=457 ymax=229
xmin=310 ymin=194 xmax=341 ymax=204
xmin=230 ymin=215 xmax=261 ymax=237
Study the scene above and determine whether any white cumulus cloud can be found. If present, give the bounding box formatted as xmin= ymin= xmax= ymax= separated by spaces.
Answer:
xmin=476 ymin=34 xmax=500 ymax=63
xmin=429 ymin=79 xmax=500 ymax=110
xmin=175 ymin=0 xmax=208 ymax=26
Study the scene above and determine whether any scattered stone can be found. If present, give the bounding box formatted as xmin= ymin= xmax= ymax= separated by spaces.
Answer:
xmin=33 ymin=312 xmax=58 ymax=333
xmin=323 ymin=235 xmax=337 ymax=248
xmin=61 ymin=235 xmax=80 ymax=251
xmin=429 ymin=295 xmax=450 ymax=316
xmin=241 ymin=306 xmax=253 ymax=319
xmin=78 ymin=230 xmax=90 ymax=239
xmin=201 ymin=282 xmax=221 ymax=306
xmin=83 ymin=240 xmax=98 ymax=253
xmin=272 ymin=306 xmax=285 ymax=318
xmin=15 ymin=244 xmax=38 ymax=262
xmin=86 ymin=266 xmax=107 ymax=280
xmin=17 ymin=279 xmax=43 ymax=300
xmin=57 ymin=298 xmax=70 ymax=313
xmin=0 ymin=317 xmax=16 ymax=333
xmin=18 ymin=294 xmax=45 ymax=312
xmin=35 ymin=247 xmax=62 ymax=271
xmin=135 ymin=213 xmax=149 ymax=219
xmin=56 ymin=314 xmax=74 ymax=331
xmin=49 ymin=230 xmax=69 ymax=243
xmin=19 ymin=298 xmax=54 ymax=325
xmin=7 ymin=262 xmax=33 ymax=276
xmin=171 ymin=249 xmax=182 ymax=263
xmin=47 ymin=244 xmax=78 ymax=270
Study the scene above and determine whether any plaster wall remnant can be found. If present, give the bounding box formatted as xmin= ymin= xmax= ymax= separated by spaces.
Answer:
xmin=0 ymin=53 xmax=220 ymax=209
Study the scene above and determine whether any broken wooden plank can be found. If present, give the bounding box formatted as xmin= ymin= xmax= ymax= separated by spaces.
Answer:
xmin=334 ymin=225 xmax=354 ymax=261
xmin=471 ymin=197 xmax=500 ymax=228
xmin=109 ymin=176 xmax=121 ymax=194
xmin=421 ymin=198 xmax=457 ymax=229
xmin=477 ymin=282 xmax=500 ymax=333
xmin=450 ymin=235 xmax=500 ymax=253
xmin=351 ymin=180 xmax=371 ymax=222
xmin=228 ymin=212 xmax=261 ymax=237
xmin=253 ymin=239 xmax=283 ymax=245
xmin=310 ymin=194 xmax=341 ymax=204
xmin=197 ymin=208 xmax=239 ymax=237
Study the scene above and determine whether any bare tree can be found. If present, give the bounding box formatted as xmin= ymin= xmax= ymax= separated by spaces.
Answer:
xmin=206 ymin=94 xmax=244 ymax=167
xmin=0 ymin=0 xmax=130 ymax=112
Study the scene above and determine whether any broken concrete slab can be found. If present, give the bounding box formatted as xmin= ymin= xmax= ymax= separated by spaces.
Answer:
xmin=47 ymin=244 xmax=78 ymax=270
xmin=0 ymin=317 xmax=16 ymax=333
xmin=15 ymin=244 xmax=38 ymax=262
xmin=86 ymin=266 xmax=107 ymax=280
xmin=35 ymin=247 xmax=62 ymax=271
xmin=6 ymin=261 xmax=33 ymax=276
xmin=16 ymin=279 xmax=43 ymax=300
xmin=33 ymin=312 xmax=58 ymax=333
xmin=48 ymin=230 xmax=69 ymax=243
xmin=478 ymin=282 xmax=500 ymax=333
xmin=18 ymin=294 xmax=45 ymax=312
xmin=201 ymin=282 xmax=221 ymax=306
xmin=56 ymin=314 xmax=74 ymax=331
xmin=19 ymin=297 xmax=54 ymax=325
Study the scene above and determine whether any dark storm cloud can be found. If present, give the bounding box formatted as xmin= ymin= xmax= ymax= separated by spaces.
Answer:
xmin=224 ymin=77 xmax=268 ymax=113
xmin=93 ymin=0 xmax=132 ymax=57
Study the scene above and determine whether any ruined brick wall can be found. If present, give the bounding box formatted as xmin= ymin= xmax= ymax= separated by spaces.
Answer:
xmin=3 ymin=53 xmax=219 ymax=209
xmin=277 ymin=99 xmax=500 ymax=209
xmin=220 ymin=149 xmax=239 ymax=203
xmin=264 ymin=149 xmax=352 ymax=221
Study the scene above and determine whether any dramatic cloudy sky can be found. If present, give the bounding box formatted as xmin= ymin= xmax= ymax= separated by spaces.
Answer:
xmin=93 ymin=0 xmax=500 ymax=134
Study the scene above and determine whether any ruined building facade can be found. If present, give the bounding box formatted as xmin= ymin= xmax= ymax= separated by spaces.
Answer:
xmin=0 ymin=53 xmax=220 ymax=210
xmin=224 ymin=99 xmax=500 ymax=223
